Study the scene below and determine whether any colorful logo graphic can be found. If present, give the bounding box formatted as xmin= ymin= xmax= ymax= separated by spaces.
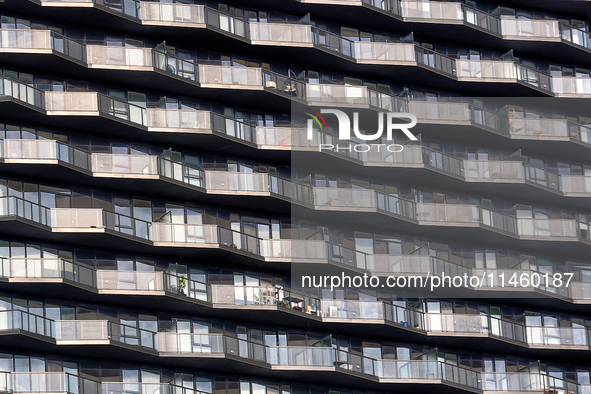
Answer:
xmin=304 ymin=107 xmax=328 ymax=132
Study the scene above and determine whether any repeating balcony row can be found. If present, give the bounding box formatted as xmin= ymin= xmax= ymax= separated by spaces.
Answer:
xmin=23 ymin=0 xmax=591 ymax=70
xmin=5 ymin=178 xmax=591 ymax=252
xmin=0 ymin=363 xmax=581 ymax=394
xmin=5 ymin=72 xmax=591 ymax=150
xmin=5 ymin=76 xmax=591 ymax=166
xmin=0 ymin=234 xmax=589 ymax=306
xmin=0 ymin=257 xmax=590 ymax=348
xmin=307 ymin=0 xmax=591 ymax=52
xmin=6 ymin=137 xmax=591 ymax=202
xmin=2 ymin=28 xmax=590 ymax=96
xmin=0 ymin=370 xmax=231 ymax=394
xmin=0 ymin=309 xmax=584 ymax=394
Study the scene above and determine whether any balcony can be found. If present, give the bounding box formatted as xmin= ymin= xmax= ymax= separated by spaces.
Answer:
xmin=552 ymin=77 xmax=591 ymax=96
xmin=198 ymin=65 xmax=263 ymax=87
xmin=501 ymin=19 xmax=560 ymax=40
xmin=146 ymin=108 xmax=211 ymax=131
xmin=517 ymin=218 xmax=578 ymax=238
xmin=401 ymin=1 xmax=464 ymax=21
xmin=140 ymin=2 xmax=205 ymax=27
xmin=86 ymin=45 xmax=153 ymax=69
xmin=463 ymin=160 xmax=524 ymax=181
xmin=50 ymin=208 xmax=103 ymax=231
xmin=249 ymin=22 xmax=313 ymax=46
xmin=4 ymin=78 xmax=591 ymax=160
xmin=2 ymin=260 xmax=591 ymax=347
xmin=204 ymin=172 xmax=269 ymax=194
xmin=352 ymin=42 xmax=416 ymax=63
xmin=91 ymin=154 xmax=158 ymax=177
xmin=152 ymin=223 xmax=219 ymax=245
xmin=44 ymin=92 xmax=98 ymax=114
xmin=0 ymin=29 xmax=52 ymax=52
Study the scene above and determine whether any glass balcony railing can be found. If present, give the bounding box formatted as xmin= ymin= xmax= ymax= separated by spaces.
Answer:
xmin=501 ymin=19 xmax=560 ymax=39
xmin=96 ymin=270 xmax=209 ymax=300
xmin=250 ymin=22 xmax=312 ymax=44
xmin=463 ymin=160 xmax=524 ymax=180
xmin=140 ymin=2 xmax=205 ymax=25
xmin=210 ymin=285 xmax=321 ymax=313
xmin=87 ymin=45 xmax=152 ymax=68
xmin=157 ymin=157 xmax=203 ymax=187
xmin=0 ymin=78 xmax=46 ymax=109
xmin=45 ymin=92 xmax=98 ymax=112
xmin=204 ymin=172 xmax=269 ymax=193
xmin=0 ymin=308 xmax=158 ymax=350
xmin=11 ymin=372 xmax=99 ymax=394
xmin=353 ymin=42 xmax=416 ymax=62
xmin=50 ymin=208 xmax=153 ymax=240
xmin=146 ymin=108 xmax=211 ymax=130
xmin=97 ymin=270 xmax=165 ymax=291
xmin=0 ymin=196 xmax=52 ymax=226
xmin=152 ymin=223 xmax=218 ymax=244
xmin=97 ymin=93 xmax=148 ymax=125
xmin=559 ymin=22 xmax=591 ymax=49
xmin=203 ymin=6 xmax=249 ymax=39
xmin=401 ymin=1 xmax=463 ymax=20
xmin=51 ymin=208 xmax=103 ymax=229
xmin=414 ymin=45 xmax=457 ymax=76
xmin=0 ymin=257 xmax=96 ymax=287
xmin=152 ymin=50 xmax=198 ymax=81
xmin=305 ymin=83 xmax=369 ymax=105
xmin=7 ymin=372 xmax=211 ymax=394
xmin=0 ymin=29 xmax=51 ymax=50
xmin=56 ymin=320 xmax=109 ymax=341
xmin=517 ymin=218 xmax=578 ymax=238
xmin=456 ymin=60 xmax=517 ymax=79
xmin=91 ymin=153 xmax=157 ymax=175
xmin=3 ymin=259 xmax=591 ymax=342
xmin=262 ymin=69 xmax=307 ymax=100
xmin=0 ymin=309 xmax=55 ymax=337
xmin=198 ymin=65 xmax=262 ymax=86
xmin=552 ymin=76 xmax=591 ymax=95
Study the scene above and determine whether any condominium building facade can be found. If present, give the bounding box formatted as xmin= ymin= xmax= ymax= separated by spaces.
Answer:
xmin=0 ymin=0 xmax=591 ymax=394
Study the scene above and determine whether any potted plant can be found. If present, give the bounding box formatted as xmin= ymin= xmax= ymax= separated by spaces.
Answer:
xmin=179 ymin=275 xmax=187 ymax=295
